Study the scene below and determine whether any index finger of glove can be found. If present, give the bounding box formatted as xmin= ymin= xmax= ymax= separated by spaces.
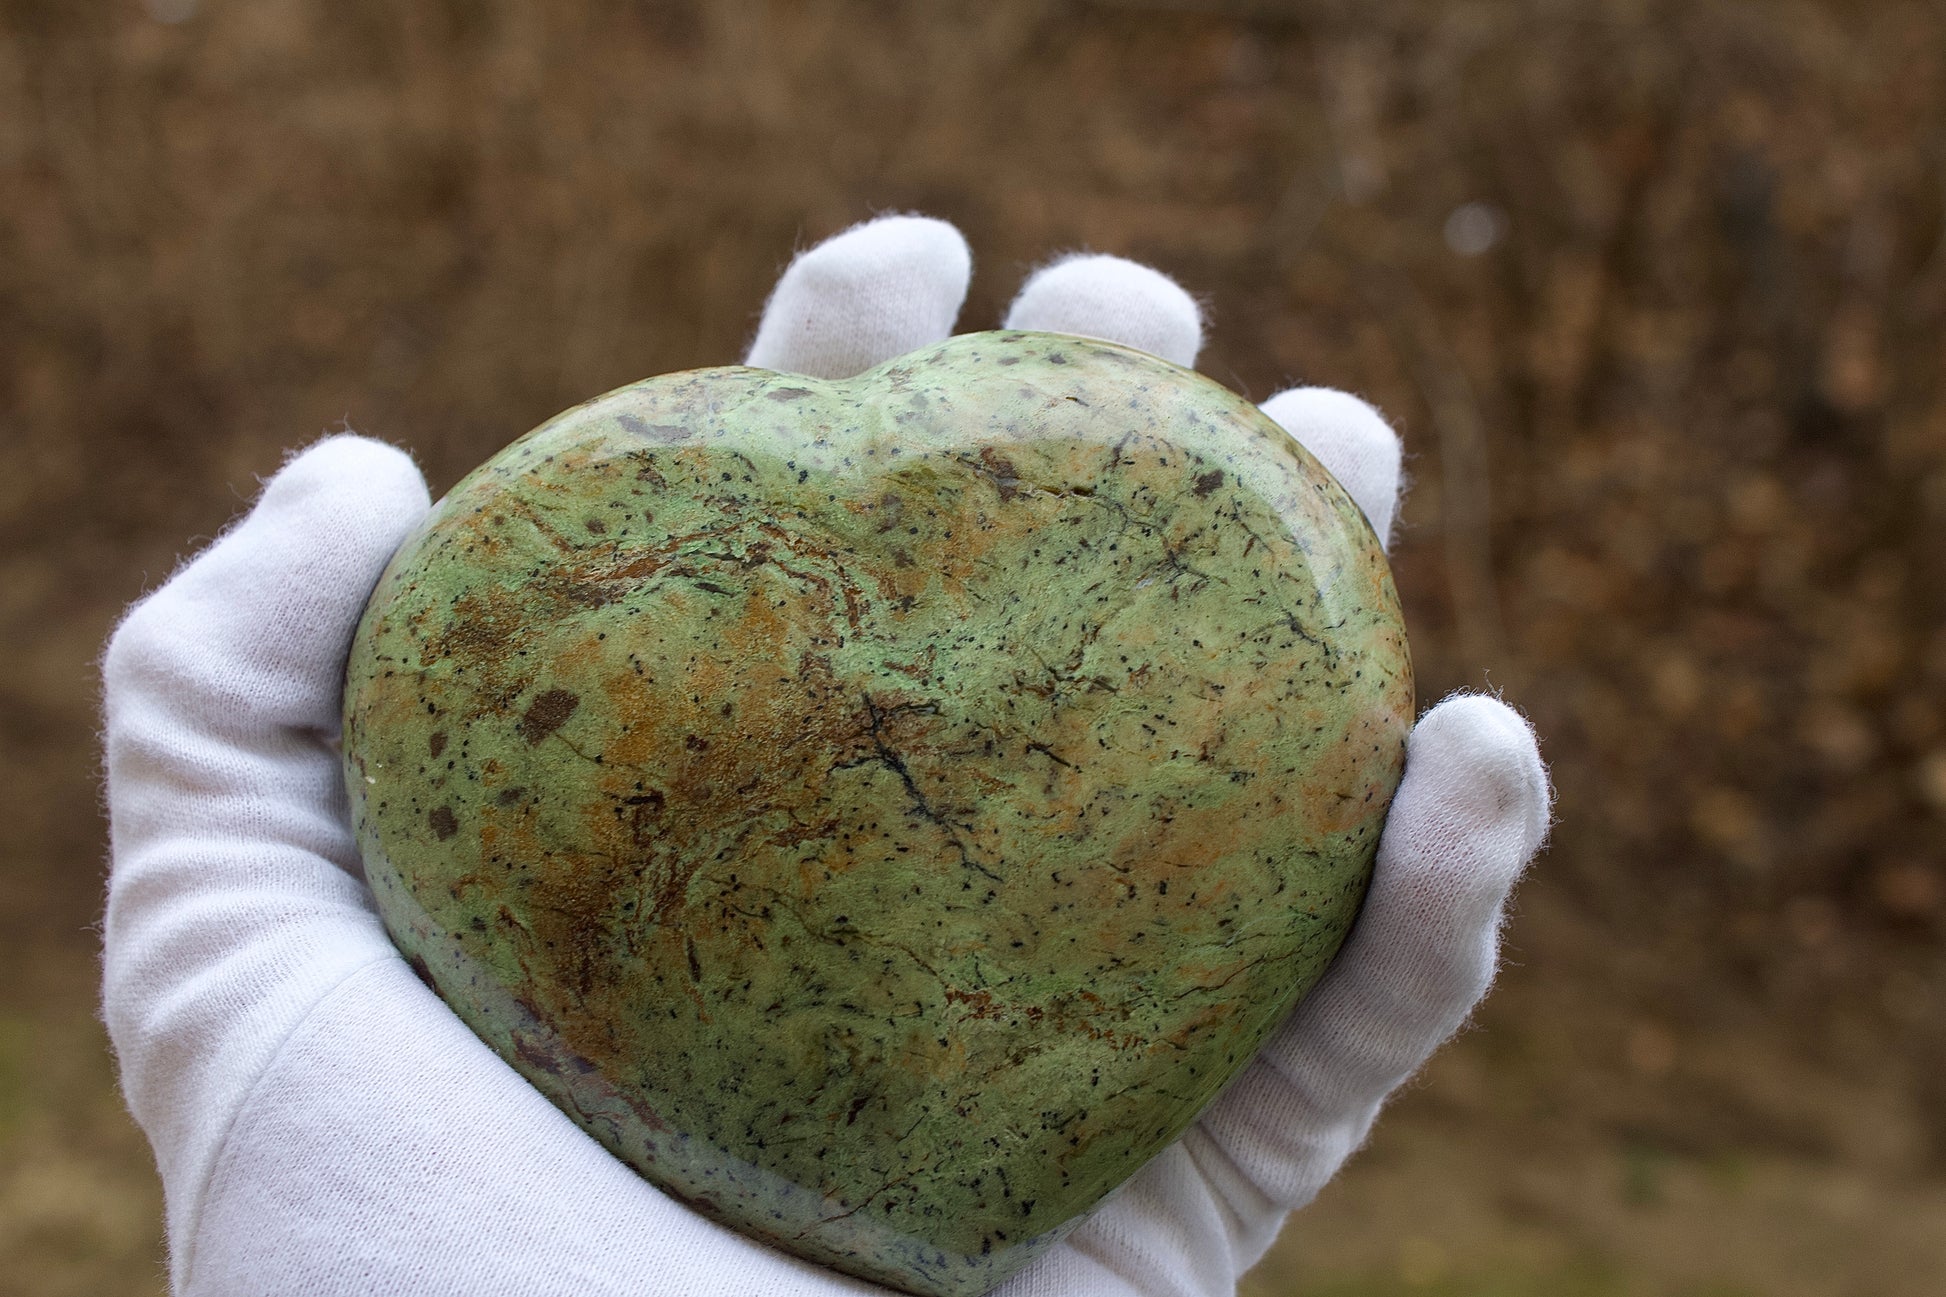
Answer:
xmin=744 ymin=214 xmax=972 ymax=378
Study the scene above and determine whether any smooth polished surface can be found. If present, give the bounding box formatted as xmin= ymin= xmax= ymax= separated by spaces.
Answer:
xmin=342 ymin=332 xmax=1412 ymax=1296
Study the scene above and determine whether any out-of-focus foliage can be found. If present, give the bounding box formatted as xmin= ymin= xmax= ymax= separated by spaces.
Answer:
xmin=1 ymin=2 xmax=1941 ymax=1294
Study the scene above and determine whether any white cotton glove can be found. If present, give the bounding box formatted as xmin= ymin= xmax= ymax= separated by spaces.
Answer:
xmin=102 ymin=214 xmax=1550 ymax=1297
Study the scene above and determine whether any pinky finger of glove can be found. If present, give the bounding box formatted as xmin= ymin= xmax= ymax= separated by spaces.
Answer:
xmin=1191 ymin=694 xmax=1550 ymax=1221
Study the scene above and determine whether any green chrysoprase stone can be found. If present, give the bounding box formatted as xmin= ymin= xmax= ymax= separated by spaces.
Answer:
xmin=343 ymin=332 xmax=1412 ymax=1297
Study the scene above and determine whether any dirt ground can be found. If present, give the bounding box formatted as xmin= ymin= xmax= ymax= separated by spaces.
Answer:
xmin=3 ymin=2 xmax=1943 ymax=1294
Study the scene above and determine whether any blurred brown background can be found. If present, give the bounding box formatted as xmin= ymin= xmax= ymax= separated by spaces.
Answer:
xmin=3 ymin=1 xmax=1944 ymax=1294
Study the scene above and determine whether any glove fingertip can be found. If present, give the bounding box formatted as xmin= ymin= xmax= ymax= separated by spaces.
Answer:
xmin=258 ymin=436 xmax=435 ymax=584
xmin=1408 ymin=693 xmax=1556 ymax=864
xmin=264 ymin=435 xmax=432 ymax=526
xmin=1385 ymin=693 xmax=1549 ymax=923
xmin=745 ymin=214 xmax=972 ymax=377
xmin=104 ymin=434 xmax=432 ymax=701
xmin=1002 ymin=254 xmax=1204 ymax=368
xmin=1258 ymin=387 xmax=1404 ymax=546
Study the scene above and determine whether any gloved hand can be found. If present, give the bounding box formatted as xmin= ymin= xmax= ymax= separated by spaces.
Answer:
xmin=102 ymin=215 xmax=1550 ymax=1297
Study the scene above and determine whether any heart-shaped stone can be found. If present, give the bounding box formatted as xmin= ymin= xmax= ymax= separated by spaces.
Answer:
xmin=343 ymin=331 xmax=1411 ymax=1296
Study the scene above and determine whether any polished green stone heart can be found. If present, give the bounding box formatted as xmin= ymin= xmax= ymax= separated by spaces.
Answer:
xmin=342 ymin=331 xmax=1411 ymax=1296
